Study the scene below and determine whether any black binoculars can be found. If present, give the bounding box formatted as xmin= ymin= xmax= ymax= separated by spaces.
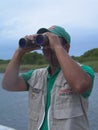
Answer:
xmin=19 ymin=34 xmax=49 ymax=48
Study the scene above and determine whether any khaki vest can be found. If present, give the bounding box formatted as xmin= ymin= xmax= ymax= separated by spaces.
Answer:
xmin=28 ymin=68 xmax=89 ymax=130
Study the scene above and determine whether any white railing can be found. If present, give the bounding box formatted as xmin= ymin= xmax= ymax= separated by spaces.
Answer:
xmin=0 ymin=125 xmax=16 ymax=130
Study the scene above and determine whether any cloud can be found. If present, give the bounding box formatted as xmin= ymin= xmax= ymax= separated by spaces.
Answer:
xmin=0 ymin=0 xmax=98 ymax=59
xmin=1 ymin=0 xmax=98 ymax=29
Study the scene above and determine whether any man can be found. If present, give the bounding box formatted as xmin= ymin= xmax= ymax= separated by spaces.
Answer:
xmin=2 ymin=25 xmax=95 ymax=130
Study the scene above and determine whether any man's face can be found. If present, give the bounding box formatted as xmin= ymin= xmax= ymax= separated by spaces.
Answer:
xmin=42 ymin=45 xmax=58 ymax=66
xmin=42 ymin=36 xmax=70 ymax=66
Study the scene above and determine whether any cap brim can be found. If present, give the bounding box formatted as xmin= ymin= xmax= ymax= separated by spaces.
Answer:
xmin=37 ymin=28 xmax=50 ymax=34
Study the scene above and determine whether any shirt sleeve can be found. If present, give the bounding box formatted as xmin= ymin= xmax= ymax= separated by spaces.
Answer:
xmin=81 ymin=65 xmax=95 ymax=98
xmin=21 ymin=70 xmax=34 ymax=90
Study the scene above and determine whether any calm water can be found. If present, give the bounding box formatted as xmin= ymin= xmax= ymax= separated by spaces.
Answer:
xmin=0 ymin=73 xmax=98 ymax=130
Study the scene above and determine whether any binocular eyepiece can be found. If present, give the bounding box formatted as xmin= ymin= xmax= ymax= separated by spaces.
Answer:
xmin=19 ymin=34 xmax=49 ymax=48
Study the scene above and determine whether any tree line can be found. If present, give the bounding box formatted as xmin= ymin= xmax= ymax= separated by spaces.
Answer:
xmin=0 ymin=48 xmax=98 ymax=65
xmin=72 ymin=48 xmax=98 ymax=63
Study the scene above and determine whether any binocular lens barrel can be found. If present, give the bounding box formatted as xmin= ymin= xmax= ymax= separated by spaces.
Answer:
xmin=19 ymin=34 xmax=49 ymax=48
xmin=19 ymin=38 xmax=29 ymax=48
xmin=35 ymin=35 xmax=44 ymax=45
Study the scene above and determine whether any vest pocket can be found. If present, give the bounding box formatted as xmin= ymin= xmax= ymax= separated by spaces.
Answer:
xmin=54 ymin=108 xmax=84 ymax=119
xmin=53 ymin=90 xmax=84 ymax=119
xmin=52 ymin=82 xmax=86 ymax=119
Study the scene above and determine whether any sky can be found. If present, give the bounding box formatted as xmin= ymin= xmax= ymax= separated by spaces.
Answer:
xmin=0 ymin=0 xmax=98 ymax=60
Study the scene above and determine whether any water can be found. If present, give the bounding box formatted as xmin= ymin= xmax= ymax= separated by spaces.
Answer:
xmin=0 ymin=73 xmax=98 ymax=130
xmin=0 ymin=73 xmax=28 ymax=130
xmin=88 ymin=73 xmax=98 ymax=130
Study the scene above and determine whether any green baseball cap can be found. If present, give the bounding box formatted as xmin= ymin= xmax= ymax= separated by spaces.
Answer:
xmin=37 ymin=25 xmax=71 ymax=44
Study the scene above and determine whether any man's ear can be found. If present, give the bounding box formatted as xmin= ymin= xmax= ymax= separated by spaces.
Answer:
xmin=64 ymin=44 xmax=70 ymax=53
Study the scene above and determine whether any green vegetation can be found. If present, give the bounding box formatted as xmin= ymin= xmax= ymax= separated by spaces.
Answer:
xmin=0 ymin=52 xmax=48 ymax=72
xmin=21 ymin=52 xmax=48 ymax=65
xmin=72 ymin=48 xmax=98 ymax=72
xmin=0 ymin=48 xmax=98 ymax=72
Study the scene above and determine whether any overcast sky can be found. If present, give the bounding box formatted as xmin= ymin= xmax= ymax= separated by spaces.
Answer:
xmin=0 ymin=0 xmax=98 ymax=59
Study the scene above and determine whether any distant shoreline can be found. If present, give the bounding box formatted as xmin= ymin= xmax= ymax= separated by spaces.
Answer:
xmin=0 ymin=48 xmax=98 ymax=72
xmin=0 ymin=64 xmax=48 ymax=73
xmin=0 ymin=63 xmax=98 ymax=73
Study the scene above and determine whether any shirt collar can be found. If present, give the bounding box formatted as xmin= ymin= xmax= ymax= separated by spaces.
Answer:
xmin=47 ymin=65 xmax=61 ymax=78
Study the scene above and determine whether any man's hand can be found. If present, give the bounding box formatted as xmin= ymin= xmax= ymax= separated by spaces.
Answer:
xmin=43 ymin=32 xmax=62 ymax=51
